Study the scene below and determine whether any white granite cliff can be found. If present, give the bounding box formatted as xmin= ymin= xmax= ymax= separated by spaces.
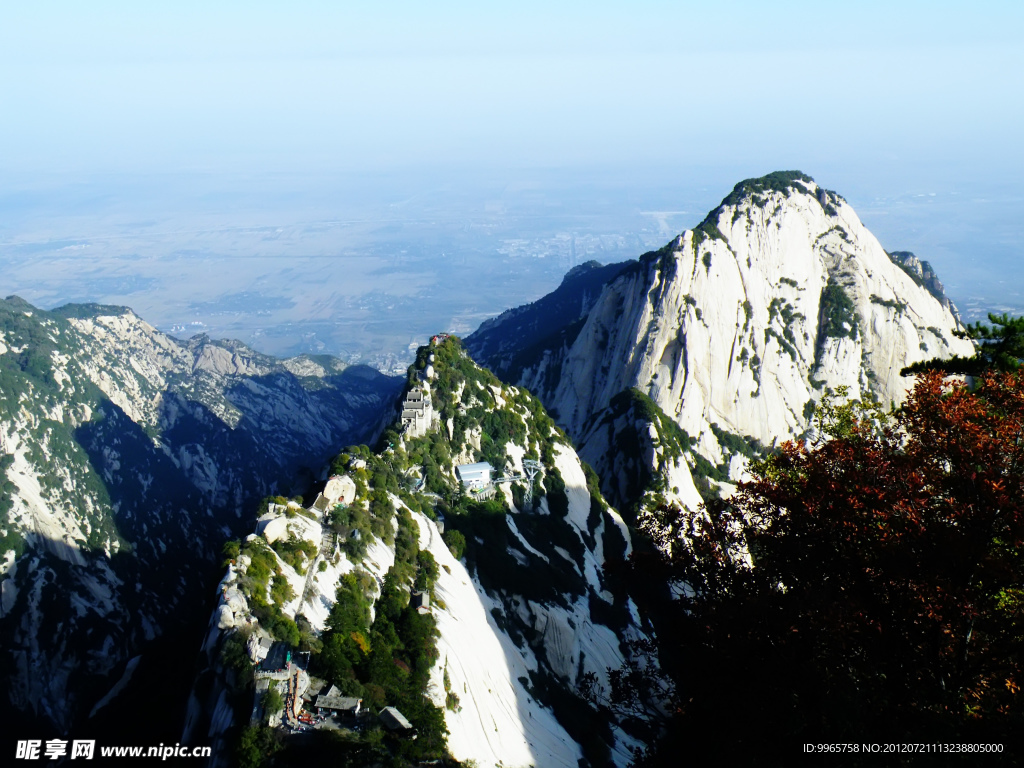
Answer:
xmin=514 ymin=175 xmax=973 ymax=498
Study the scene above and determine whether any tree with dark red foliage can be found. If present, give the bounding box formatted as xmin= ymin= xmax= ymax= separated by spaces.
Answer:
xmin=632 ymin=372 xmax=1024 ymax=766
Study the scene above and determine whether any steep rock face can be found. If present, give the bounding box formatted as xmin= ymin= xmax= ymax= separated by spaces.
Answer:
xmin=470 ymin=173 xmax=973 ymax=500
xmin=573 ymin=388 xmax=704 ymax=521
xmin=63 ymin=310 xmax=397 ymax=494
xmin=0 ymin=297 xmax=399 ymax=734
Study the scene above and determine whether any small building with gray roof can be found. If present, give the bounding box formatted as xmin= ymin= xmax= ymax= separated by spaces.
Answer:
xmin=379 ymin=706 xmax=414 ymax=732
xmin=315 ymin=684 xmax=362 ymax=717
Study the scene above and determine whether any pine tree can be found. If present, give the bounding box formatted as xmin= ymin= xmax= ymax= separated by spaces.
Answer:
xmin=902 ymin=312 xmax=1024 ymax=376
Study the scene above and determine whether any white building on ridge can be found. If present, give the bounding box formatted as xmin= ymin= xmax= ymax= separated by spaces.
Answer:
xmin=401 ymin=386 xmax=433 ymax=438
xmin=455 ymin=462 xmax=493 ymax=490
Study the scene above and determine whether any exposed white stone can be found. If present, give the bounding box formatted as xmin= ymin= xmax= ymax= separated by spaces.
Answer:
xmin=524 ymin=181 xmax=973 ymax=477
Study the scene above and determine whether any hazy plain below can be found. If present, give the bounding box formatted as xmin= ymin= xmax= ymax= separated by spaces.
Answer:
xmin=2 ymin=169 xmax=1021 ymax=373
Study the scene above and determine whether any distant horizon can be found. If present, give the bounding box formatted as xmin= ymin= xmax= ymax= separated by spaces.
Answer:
xmin=1 ymin=165 xmax=1020 ymax=370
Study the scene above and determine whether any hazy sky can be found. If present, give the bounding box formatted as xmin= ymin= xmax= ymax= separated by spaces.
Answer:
xmin=2 ymin=1 xmax=1022 ymax=182
xmin=1 ymin=1 xmax=1022 ymax=360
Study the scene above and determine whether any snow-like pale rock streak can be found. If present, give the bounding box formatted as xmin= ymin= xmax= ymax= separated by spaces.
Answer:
xmin=413 ymin=512 xmax=583 ymax=768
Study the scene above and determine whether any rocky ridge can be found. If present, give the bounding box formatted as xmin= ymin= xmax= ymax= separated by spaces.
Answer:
xmin=194 ymin=336 xmax=659 ymax=767
xmin=0 ymin=297 xmax=399 ymax=735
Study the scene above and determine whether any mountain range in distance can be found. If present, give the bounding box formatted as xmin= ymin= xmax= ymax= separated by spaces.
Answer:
xmin=0 ymin=171 xmax=987 ymax=765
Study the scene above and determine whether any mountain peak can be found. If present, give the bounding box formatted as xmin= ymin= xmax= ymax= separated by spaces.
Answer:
xmin=698 ymin=170 xmax=845 ymax=228
xmin=469 ymin=171 xmax=974 ymax=506
xmin=721 ymin=170 xmax=816 ymax=205
xmin=561 ymin=259 xmax=606 ymax=283
xmin=51 ymin=302 xmax=138 ymax=320
xmin=2 ymin=294 xmax=37 ymax=310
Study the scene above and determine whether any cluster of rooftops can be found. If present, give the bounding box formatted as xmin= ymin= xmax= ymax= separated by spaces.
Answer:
xmin=312 ymin=684 xmax=414 ymax=732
